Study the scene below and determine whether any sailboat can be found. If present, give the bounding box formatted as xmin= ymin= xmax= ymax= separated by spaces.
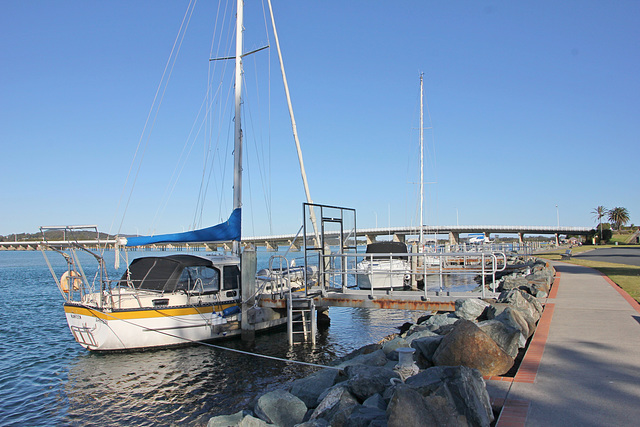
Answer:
xmin=355 ymin=74 xmax=437 ymax=290
xmin=40 ymin=1 xmax=310 ymax=351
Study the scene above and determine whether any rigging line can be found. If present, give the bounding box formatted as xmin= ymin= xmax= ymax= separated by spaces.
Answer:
xmin=113 ymin=0 xmax=197 ymax=238
xmin=153 ymin=85 xmax=220 ymax=231
xmin=193 ymin=6 xmax=231 ymax=230
xmin=261 ymin=0 xmax=274 ymax=236
xmin=248 ymin=57 xmax=274 ymax=231
xmin=79 ymin=304 xmax=340 ymax=371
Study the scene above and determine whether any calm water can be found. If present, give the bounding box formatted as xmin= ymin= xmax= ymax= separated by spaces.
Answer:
xmin=0 ymin=250 xmax=437 ymax=426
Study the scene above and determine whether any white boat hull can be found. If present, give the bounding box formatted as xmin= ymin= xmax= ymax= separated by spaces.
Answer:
xmin=64 ymin=303 xmax=286 ymax=351
xmin=356 ymin=259 xmax=410 ymax=290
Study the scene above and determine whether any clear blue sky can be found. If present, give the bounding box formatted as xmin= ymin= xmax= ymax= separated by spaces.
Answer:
xmin=1 ymin=1 xmax=638 ymax=238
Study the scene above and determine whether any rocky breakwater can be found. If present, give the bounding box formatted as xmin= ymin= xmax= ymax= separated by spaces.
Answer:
xmin=208 ymin=260 xmax=555 ymax=427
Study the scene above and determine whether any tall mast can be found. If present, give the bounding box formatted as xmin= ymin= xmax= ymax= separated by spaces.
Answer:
xmin=419 ymin=73 xmax=424 ymax=247
xmin=232 ymin=0 xmax=244 ymax=256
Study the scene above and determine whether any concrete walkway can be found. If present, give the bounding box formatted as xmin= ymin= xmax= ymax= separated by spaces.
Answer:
xmin=490 ymin=261 xmax=640 ymax=426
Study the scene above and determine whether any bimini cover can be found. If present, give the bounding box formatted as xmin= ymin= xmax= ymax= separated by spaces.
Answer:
xmin=125 ymin=208 xmax=240 ymax=247
xmin=119 ymin=254 xmax=213 ymax=291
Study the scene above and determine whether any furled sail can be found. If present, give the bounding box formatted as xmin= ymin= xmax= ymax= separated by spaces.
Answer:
xmin=125 ymin=208 xmax=241 ymax=247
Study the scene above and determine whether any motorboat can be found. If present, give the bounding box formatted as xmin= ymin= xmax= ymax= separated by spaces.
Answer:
xmin=356 ymin=241 xmax=411 ymax=290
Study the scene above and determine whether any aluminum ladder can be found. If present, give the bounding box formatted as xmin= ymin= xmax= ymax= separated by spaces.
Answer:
xmin=287 ymin=294 xmax=316 ymax=346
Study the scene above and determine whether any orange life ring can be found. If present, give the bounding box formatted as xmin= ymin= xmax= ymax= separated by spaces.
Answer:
xmin=60 ymin=270 xmax=82 ymax=293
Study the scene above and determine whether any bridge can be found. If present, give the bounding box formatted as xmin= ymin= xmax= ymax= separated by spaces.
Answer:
xmin=0 ymin=224 xmax=591 ymax=251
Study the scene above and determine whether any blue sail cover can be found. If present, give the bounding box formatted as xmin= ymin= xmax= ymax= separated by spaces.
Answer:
xmin=125 ymin=208 xmax=241 ymax=247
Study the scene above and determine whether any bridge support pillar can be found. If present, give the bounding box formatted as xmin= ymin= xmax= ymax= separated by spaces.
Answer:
xmin=392 ymin=234 xmax=405 ymax=243
xmin=555 ymin=233 xmax=560 ymax=246
xmin=365 ymin=234 xmax=375 ymax=245
xmin=449 ymin=232 xmax=459 ymax=246
xmin=518 ymin=233 xmax=524 ymax=244
xmin=266 ymin=241 xmax=278 ymax=252
xmin=287 ymin=240 xmax=300 ymax=252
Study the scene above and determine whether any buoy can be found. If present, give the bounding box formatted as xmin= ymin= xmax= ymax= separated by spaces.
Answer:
xmin=60 ymin=270 xmax=82 ymax=293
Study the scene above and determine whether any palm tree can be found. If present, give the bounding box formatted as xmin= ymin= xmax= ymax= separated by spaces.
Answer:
xmin=591 ymin=206 xmax=608 ymax=241
xmin=608 ymin=207 xmax=630 ymax=231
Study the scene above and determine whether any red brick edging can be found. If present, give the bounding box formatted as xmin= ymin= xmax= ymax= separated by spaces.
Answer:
xmin=487 ymin=275 xmax=560 ymax=426
xmin=600 ymin=272 xmax=640 ymax=314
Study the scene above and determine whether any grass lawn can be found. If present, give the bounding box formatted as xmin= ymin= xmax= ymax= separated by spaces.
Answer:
xmin=538 ymin=246 xmax=640 ymax=303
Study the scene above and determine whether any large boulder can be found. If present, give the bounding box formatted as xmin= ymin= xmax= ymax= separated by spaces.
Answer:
xmin=501 ymin=274 xmax=529 ymax=291
xmin=477 ymin=319 xmax=522 ymax=357
xmin=405 ymin=365 xmax=494 ymax=427
xmin=422 ymin=313 xmax=459 ymax=332
xmin=310 ymin=385 xmax=359 ymax=425
xmin=289 ymin=368 xmax=340 ymax=408
xmin=411 ymin=335 xmax=444 ymax=364
xmin=432 ymin=319 xmax=515 ymax=376
xmin=254 ymin=389 xmax=307 ymax=427
xmin=498 ymin=289 xmax=542 ymax=322
xmin=345 ymin=405 xmax=387 ymax=427
xmin=382 ymin=336 xmax=409 ymax=359
xmin=403 ymin=328 xmax=439 ymax=345
xmin=489 ymin=304 xmax=531 ymax=339
xmin=455 ymin=298 xmax=491 ymax=321
xmin=344 ymin=364 xmax=401 ymax=401
xmin=208 ymin=411 xmax=270 ymax=427
xmin=362 ymin=393 xmax=387 ymax=411
xmin=386 ymin=384 xmax=463 ymax=426
xmin=335 ymin=349 xmax=388 ymax=368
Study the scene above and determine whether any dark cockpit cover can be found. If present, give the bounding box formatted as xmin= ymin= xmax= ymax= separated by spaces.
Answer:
xmin=119 ymin=255 xmax=214 ymax=292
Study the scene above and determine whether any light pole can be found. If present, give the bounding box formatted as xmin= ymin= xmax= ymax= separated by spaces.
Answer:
xmin=556 ymin=205 xmax=559 ymax=227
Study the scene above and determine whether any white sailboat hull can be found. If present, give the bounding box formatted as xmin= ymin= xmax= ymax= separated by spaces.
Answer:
xmin=64 ymin=303 xmax=287 ymax=351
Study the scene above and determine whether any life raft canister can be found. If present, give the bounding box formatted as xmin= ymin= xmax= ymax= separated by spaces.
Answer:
xmin=60 ymin=270 xmax=82 ymax=293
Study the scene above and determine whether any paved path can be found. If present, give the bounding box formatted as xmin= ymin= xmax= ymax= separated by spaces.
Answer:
xmin=573 ymin=246 xmax=640 ymax=267
xmin=492 ymin=261 xmax=640 ymax=426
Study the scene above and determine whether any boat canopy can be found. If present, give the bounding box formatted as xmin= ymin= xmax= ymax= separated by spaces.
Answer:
xmin=119 ymin=255 xmax=217 ymax=292
xmin=125 ymin=208 xmax=241 ymax=247
xmin=365 ymin=241 xmax=409 ymax=260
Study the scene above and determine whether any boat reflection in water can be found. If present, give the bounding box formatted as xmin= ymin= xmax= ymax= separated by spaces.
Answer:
xmin=60 ymin=306 xmax=421 ymax=425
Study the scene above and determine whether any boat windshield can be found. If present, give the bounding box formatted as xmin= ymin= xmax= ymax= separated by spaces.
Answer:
xmin=177 ymin=266 xmax=220 ymax=293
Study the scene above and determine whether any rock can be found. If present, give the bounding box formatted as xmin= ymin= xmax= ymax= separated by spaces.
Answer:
xmin=345 ymin=405 xmax=387 ymax=427
xmin=295 ymin=419 xmax=331 ymax=427
xmin=386 ymin=384 xmax=464 ymax=426
xmin=345 ymin=364 xmax=401 ymax=401
xmin=477 ymin=319 xmax=521 ymax=357
xmin=411 ymin=335 xmax=444 ymax=364
xmin=498 ymin=288 xmax=541 ymax=324
xmin=336 ymin=349 xmax=388 ymax=368
xmin=455 ymin=298 xmax=491 ymax=321
xmin=207 ymin=411 xmax=269 ymax=427
xmin=501 ymin=274 xmax=529 ymax=291
xmin=403 ymin=328 xmax=438 ymax=345
xmin=254 ymin=389 xmax=307 ymax=427
xmin=490 ymin=305 xmax=531 ymax=339
xmin=422 ymin=313 xmax=459 ymax=332
xmin=432 ymin=319 xmax=515 ymax=376
xmin=332 ymin=344 xmax=382 ymax=366
xmin=289 ymin=368 xmax=340 ymax=408
xmin=382 ymin=336 xmax=409 ymax=359
xmin=362 ymin=393 xmax=387 ymax=410
xmin=405 ymin=365 xmax=494 ymax=427
xmin=311 ymin=385 xmax=359 ymax=425
xmin=519 ymin=291 xmax=544 ymax=317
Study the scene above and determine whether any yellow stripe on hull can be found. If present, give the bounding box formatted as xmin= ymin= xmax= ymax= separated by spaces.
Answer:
xmin=63 ymin=303 xmax=237 ymax=320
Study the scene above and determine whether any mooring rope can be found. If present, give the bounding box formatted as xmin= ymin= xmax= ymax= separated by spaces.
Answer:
xmin=79 ymin=304 xmax=342 ymax=371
